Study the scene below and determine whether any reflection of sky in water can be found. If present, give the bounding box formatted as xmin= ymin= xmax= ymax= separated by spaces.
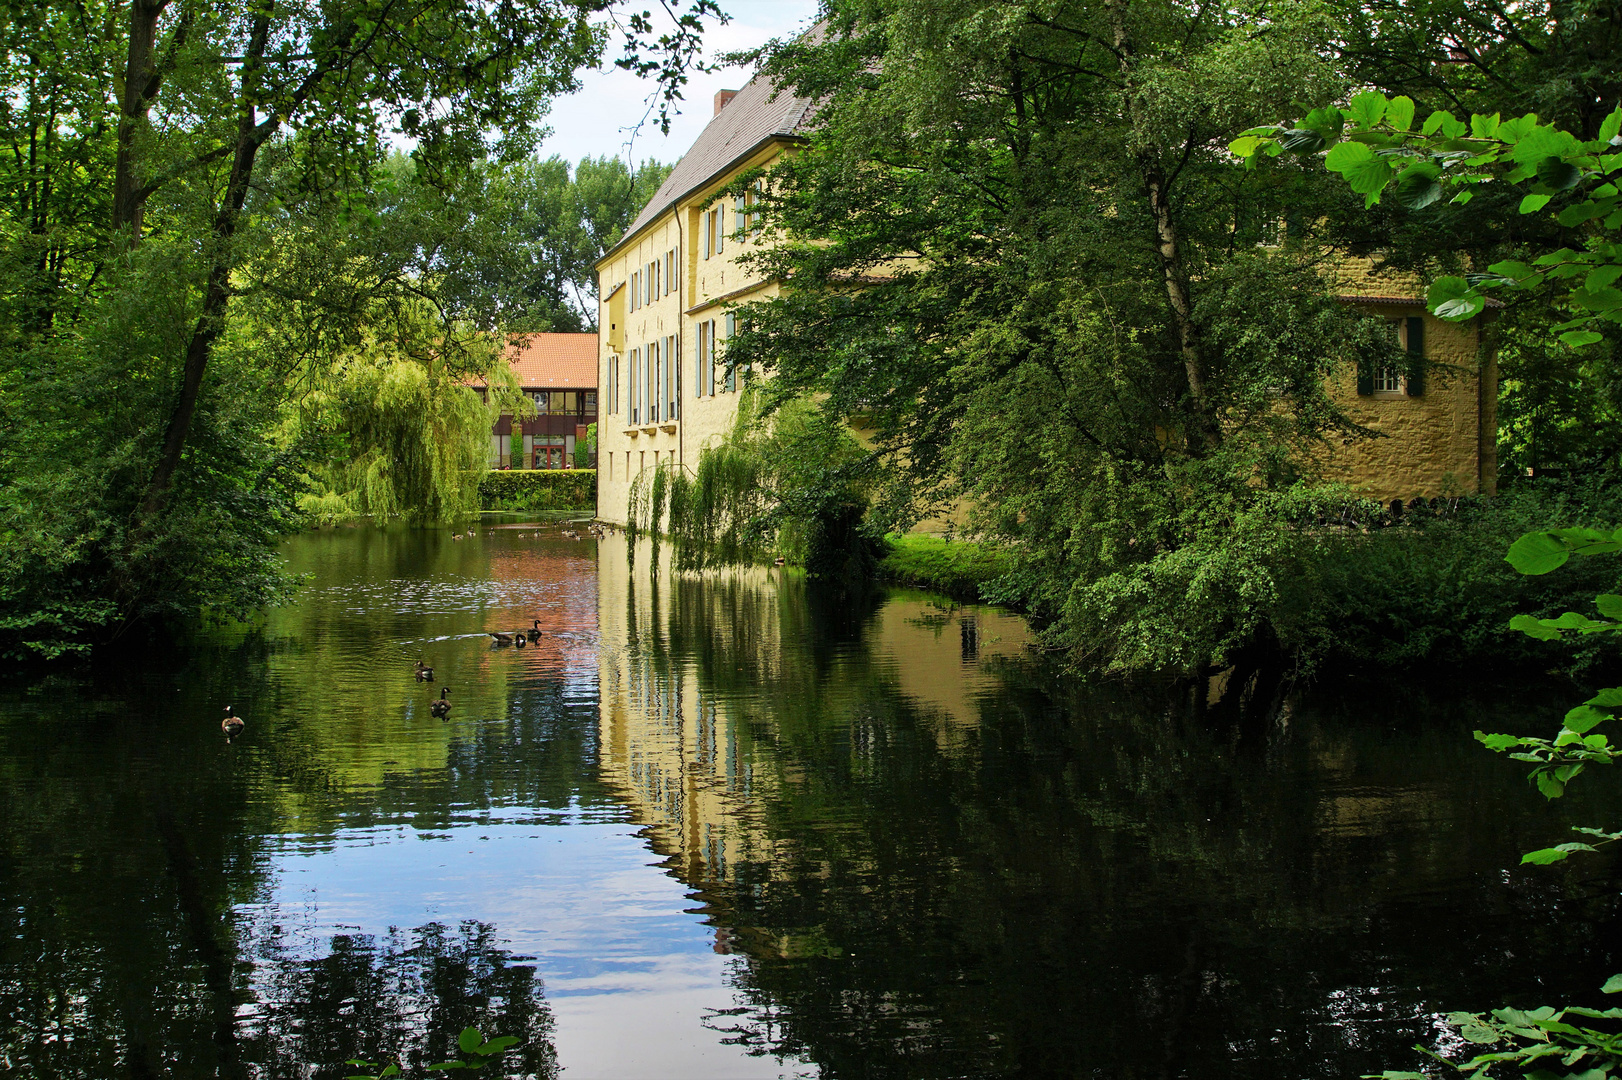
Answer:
xmin=253 ymin=819 xmax=807 ymax=1079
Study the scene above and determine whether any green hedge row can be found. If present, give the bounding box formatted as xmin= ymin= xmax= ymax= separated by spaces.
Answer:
xmin=479 ymin=469 xmax=596 ymax=512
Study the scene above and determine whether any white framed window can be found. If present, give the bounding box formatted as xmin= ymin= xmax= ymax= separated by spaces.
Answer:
xmin=1373 ymin=365 xmax=1403 ymax=392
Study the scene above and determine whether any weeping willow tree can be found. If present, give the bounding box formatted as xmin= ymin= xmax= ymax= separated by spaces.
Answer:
xmin=287 ymin=305 xmax=522 ymax=524
xmin=631 ymin=388 xmax=883 ymax=579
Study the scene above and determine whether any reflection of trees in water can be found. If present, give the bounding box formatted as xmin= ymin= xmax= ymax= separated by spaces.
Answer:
xmin=241 ymin=919 xmax=556 ymax=1080
xmin=0 ymin=655 xmax=570 ymax=1078
xmin=645 ymin=573 xmax=1622 ymax=1079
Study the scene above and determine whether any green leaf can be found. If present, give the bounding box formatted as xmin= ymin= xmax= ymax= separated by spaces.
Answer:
xmin=1588 ymin=687 xmax=1622 ymax=707
xmin=1301 ymin=106 xmax=1344 ymax=137
xmin=1561 ymin=330 xmax=1605 ymax=347
xmin=1520 ymin=193 xmax=1553 ymax=214
xmin=459 ymin=1027 xmax=483 ymax=1055
xmin=1229 ymin=135 xmax=1264 ymax=158
xmin=1347 ymin=90 xmax=1388 ymax=129
xmin=1428 ymin=276 xmax=1487 ymax=321
xmin=1325 ymin=141 xmax=1397 ymax=196
xmin=427 ymin=1063 xmax=468 ymax=1071
xmin=1536 ymin=771 xmax=1567 ymax=798
xmin=1522 ymin=846 xmax=1573 ymax=864
xmin=1510 ymin=613 xmax=1561 ymax=640
xmin=1558 ymin=201 xmax=1606 ymax=227
xmin=1536 ymin=156 xmax=1582 ymax=190
xmin=1471 ymin=112 xmax=1501 ymax=138
xmin=478 ymin=1037 xmax=521 ymax=1054
xmin=1476 ymin=731 xmax=1524 ymax=751
xmin=1387 ymin=96 xmax=1415 ymax=131
xmin=1601 ymin=108 xmax=1622 ymax=144
xmin=1487 ymin=259 xmax=1540 ymax=285
xmin=1506 ymin=531 xmax=1572 ymax=575
xmin=1572 ymin=286 xmax=1622 ymax=312
xmin=1602 ymin=974 xmax=1622 ymax=993
xmin=1421 ymin=110 xmax=1452 ymax=136
xmin=1394 ymin=162 xmax=1445 ymax=209
xmin=1279 ymin=128 xmax=1329 ymax=154
xmin=1599 ymin=597 xmax=1622 ymax=621
xmin=1587 ymin=265 xmax=1622 ymax=291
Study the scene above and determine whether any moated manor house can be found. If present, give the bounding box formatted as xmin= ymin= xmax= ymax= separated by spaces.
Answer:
xmin=592 ymin=74 xmax=1500 ymax=527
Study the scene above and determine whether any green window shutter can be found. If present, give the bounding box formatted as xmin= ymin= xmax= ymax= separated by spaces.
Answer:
xmin=1404 ymin=316 xmax=1426 ymax=396
xmin=1356 ymin=357 xmax=1373 ymax=396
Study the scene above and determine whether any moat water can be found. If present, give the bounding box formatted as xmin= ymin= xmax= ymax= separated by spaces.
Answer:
xmin=2 ymin=523 xmax=1620 ymax=1079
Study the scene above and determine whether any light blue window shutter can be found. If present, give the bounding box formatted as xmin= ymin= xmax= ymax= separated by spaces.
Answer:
xmin=694 ymin=324 xmax=704 ymax=397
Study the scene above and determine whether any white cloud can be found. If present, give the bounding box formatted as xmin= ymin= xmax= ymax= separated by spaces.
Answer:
xmin=539 ymin=0 xmax=822 ymax=168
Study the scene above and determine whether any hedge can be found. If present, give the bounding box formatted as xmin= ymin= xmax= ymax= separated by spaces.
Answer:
xmin=479 ymin=469 xmax=596 ymax=512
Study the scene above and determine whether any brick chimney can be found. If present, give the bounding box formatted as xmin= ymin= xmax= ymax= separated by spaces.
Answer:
xmin=713 ymin=88 xmax=739 ymax=116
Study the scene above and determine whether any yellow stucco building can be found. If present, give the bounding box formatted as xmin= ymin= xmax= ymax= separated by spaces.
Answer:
xmin=1319 ymin=259 xmax=1499 ymax=501
xmin=594 ymin=72 xmax=1500 ymax=525
xmin=594 ymin=81 xmax=812 ymax=526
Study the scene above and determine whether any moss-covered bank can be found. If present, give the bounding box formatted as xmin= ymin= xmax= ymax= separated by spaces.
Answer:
xmin=877 ymin=535 xmax=1013 ymax=600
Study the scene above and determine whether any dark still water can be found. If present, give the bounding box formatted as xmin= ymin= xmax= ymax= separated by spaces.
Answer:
xmin=3 ymin=524 xmax=1621 ymax=1079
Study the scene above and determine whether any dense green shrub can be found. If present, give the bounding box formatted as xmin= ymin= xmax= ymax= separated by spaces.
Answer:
xmin=478 ymin=469 xmax=595 ymax=512
xmin=988 ymin=479 xmax=1622 ymax=677
xmin=1281 ymin=483 xmax=1622 ymax=674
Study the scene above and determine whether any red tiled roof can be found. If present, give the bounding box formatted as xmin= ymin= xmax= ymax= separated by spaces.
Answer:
xmin=499 ymin=333 xmax=597 ymax=389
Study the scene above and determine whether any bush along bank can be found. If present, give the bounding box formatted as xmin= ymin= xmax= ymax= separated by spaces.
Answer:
xmin=977 ymin=480 xmax=1622 ymax=680
xmin=863 ymin=482 xmax=1622 ymax=680
xmin=479 ymin=470 xmax=595 ymax=512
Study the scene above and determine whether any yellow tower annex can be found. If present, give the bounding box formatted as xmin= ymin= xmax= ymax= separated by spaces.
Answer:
xmin=594 ymin=80 xmax=814 ymax=526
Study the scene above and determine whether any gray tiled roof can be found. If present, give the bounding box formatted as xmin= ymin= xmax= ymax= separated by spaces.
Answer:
xmin=608 ymin=64 xmax=813 ymax=257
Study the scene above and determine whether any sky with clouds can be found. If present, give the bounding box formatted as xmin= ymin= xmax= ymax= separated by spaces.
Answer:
xmin=536 ymin=1 xmax=823 ymax=169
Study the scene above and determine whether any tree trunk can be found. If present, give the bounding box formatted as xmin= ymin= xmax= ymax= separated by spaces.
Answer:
xmin=113 ymin=0 xmax=171 ymax=240
xmin=1141 ymin=154 xmax=1219 ymax=451
xmin=137 ymin=121 xmax=265 ymax=520
xmin=1108 ymin=0 xmax=1220 ymax=453
xmin=137 ymin=8 xmax=271 ymax=521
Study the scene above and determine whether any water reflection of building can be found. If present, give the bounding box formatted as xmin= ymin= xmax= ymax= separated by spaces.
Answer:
xmin=594 ymin=537 xmax=781 ymax=896
xmin=594 ymin=537 xmax=1029 ymax=904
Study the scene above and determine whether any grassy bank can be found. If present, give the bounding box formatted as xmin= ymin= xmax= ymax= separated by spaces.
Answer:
xmin=479 ymin=469 xmax=595 ymax=512
xmin=877 ymin=534 xmax=1014 ymax=600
